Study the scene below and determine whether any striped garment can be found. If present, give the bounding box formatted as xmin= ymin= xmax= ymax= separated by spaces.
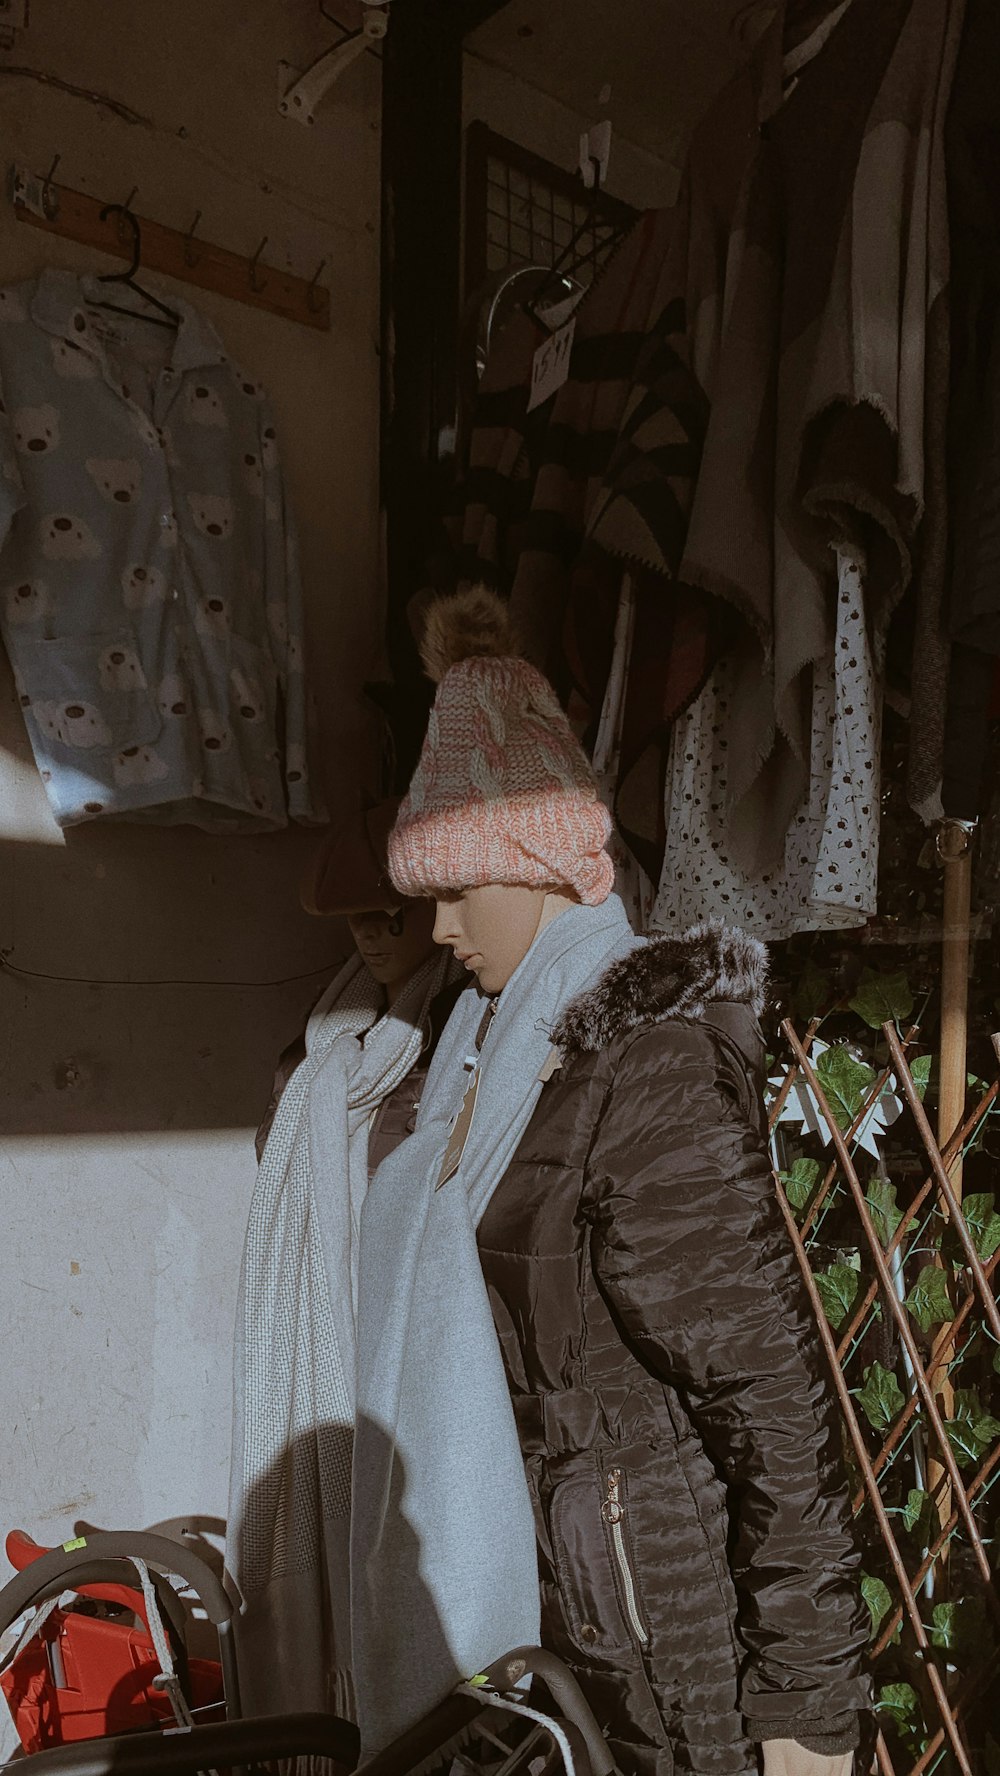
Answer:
xmin=450 ymin=210 xmax=723 ymax=884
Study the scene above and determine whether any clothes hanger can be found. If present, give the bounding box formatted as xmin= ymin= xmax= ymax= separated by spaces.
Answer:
xmin=522 ymin=161 xmax=629 ymax=334
xmin=87 ymin=203 xmax=180 ymax=330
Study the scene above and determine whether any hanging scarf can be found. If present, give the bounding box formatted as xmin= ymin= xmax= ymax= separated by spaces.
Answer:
xmin=227 ymin=945 xmax=456 ymax=1723
xmin=351 ymin=895 xmax=639 ymax=1754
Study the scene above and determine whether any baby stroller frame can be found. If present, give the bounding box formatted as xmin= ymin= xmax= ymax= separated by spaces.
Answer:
xmin=0 ymin=1532 xmax=618 ymax=1776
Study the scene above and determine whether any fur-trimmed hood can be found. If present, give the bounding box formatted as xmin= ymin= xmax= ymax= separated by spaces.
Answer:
xmin=553 ymin=920 xmax=768 ymax=1060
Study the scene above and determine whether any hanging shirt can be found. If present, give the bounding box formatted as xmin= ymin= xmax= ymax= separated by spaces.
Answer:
xmin=0 ymin=268 xmax=325 ymax=830
xmin=651 ymin=552 xmax=880 ymax=939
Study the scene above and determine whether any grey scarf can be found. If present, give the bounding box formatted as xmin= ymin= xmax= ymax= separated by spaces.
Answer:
xmin=351 ymin=895 xmax=638 ymax=1754
xmin=228 ymin=946 xmax=455 ymax=1723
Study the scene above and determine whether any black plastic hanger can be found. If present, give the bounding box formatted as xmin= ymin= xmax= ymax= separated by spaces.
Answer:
xmin=88 ymin=203 xmax=180 ymax=330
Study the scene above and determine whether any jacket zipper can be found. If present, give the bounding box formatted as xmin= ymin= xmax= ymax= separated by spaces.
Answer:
xmin=601 ymin=1467 xmax=648 ymax=1646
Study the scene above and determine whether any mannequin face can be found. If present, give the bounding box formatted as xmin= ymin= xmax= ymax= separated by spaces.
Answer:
xmin=347 ymin=898 xmax=437 ymax=1004
xmin=433 ymin=884 xmax=575 ymax=995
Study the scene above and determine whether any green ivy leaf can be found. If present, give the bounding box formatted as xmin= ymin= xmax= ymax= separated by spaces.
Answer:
xmin=815 ymin=1262 xmax=861 ymax=1331
xmin=902 ymin=1487 xmax=936 ymax=1544
xmin=855 ymin=1361 xmax=906 ymax=1431
xmin=929 ymin=1596 xmax=989 ymax=1658
xmin=911 ymin=1054 xmax=933 ymax=1101
xmin=960 ymin=1192 xmax=1000 ymax=1264
xmin=876 ymin=1681 xmax=921 ymax=1737
xmin=815 ymin=1045 xmax=878 ymax=1133
xmin=945 ymin=1387 xmax=1000 ymax=1468
xmin=860 ymin=1573 xmax=892 ymax=1638
xmin=865 ymin=1177 xmax=904 ymax=1246
xmin=930 ymin=1600 xmax=960 ymax=1649
xmin=849 ymin=967 xmax=914 ymax=1030
xmin=792 ymin=957 xmax=833 ymax=1021
xmin=780 ymin=1155 xmax=822 ymax=1213
xmin=903 ymin=1264 xmax=954 ymax=1332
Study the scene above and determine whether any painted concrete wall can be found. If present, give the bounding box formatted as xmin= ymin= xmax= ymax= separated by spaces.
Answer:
xmin=0 ymin=0 xmax=381 ymax=1629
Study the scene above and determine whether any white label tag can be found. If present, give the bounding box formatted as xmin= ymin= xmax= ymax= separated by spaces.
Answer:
xmin=527 ymin=316 xmax=576 ymax=413
xmin=11 ymin=165 xmax=51 ymax=221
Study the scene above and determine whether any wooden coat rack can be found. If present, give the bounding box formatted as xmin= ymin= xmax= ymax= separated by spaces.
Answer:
xmin=10 ymin=164 xmax=331 ymax=332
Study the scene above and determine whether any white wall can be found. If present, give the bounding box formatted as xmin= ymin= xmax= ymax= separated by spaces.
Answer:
xmin=0 ymin=0 xmax=381 ymax=1607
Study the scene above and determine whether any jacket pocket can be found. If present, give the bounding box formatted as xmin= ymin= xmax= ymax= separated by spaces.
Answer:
xmin=601 ymin=1465 xmax=650 ymax=1648
xmin=13 ymin=632 xmax=162 ymax=754
xmin=548 ymin=1468 xmax=649 ymax=1659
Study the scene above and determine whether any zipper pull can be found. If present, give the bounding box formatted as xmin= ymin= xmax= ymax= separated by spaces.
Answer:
xmin=602 ymin=1467 xmax=623 ymax=1525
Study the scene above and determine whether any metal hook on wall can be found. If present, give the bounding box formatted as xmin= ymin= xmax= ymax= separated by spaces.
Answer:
xmin=306 ymin=257 xmax=328 ymax=313
xmin=102 ymin=187 xmax=140 ymax=251
xmin=248 ymin=235 xmax=269 ymax=293
xmin=98 ymin=203 xmax=142 ymax=280
xmin=183 ymin=209 xmax=203 ymax=268
xmin=41 ymin=154 xmax=62 ymax=221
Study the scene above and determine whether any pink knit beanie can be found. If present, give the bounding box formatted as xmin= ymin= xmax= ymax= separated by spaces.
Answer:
xmin=388 ymin=588 xmax=614 ymax=905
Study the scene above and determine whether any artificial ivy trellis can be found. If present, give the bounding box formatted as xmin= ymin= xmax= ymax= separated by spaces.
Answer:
xmin=766 ymin=977 xmax=1000 ymax=1776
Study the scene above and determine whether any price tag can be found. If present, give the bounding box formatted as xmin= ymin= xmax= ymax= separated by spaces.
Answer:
xmin=11 ymin=165 xmax=52 ymax=221
xmin=527 ymin=316 xmax=576 ymax=413
xmin=579 ymin=121 xmax=612 ymax=190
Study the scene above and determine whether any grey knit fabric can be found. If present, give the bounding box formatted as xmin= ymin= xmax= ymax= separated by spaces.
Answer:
xmin=228 ymin=947 xmax=455 ymax=1722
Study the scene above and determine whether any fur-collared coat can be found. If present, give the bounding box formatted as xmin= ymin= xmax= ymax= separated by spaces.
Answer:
xmin=478 ymin=926 xmax=870 ymax=1776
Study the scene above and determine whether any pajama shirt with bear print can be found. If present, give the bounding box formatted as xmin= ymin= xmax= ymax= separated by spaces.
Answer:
xmin=0 ymin=267 xmax=323 ymax=830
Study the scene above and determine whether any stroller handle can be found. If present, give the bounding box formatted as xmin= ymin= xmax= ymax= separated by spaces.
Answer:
xmin=0 ymin=1712 xmax=359 ymax=1776
xmin=479 ymin=1647 xmax=618 ymax=1776
xmin=0 ymin=1532 xmax=233 ymax=1637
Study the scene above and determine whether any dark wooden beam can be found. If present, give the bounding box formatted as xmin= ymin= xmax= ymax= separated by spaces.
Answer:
xmin=458 ymin=0 xmax=516 ymax=36
xmin=378 ymin=0 xmax=464 ymax=781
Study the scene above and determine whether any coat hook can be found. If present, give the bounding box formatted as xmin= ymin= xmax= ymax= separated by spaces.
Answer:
xmin=183 ymin=208 xmax=203 ymax=267
xmin=306 ymin=257 xmax=328 ymax=313
xmin=248 ymin=235 xmax=269 ymax=292
xmin=42 ymin=154 xmax=62 ymax=220
xmin=107 ymin=187 xmax=140 ymax=246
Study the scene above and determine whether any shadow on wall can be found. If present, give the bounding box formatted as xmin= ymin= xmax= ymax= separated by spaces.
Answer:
xmin=0 ymin=830 xmax=347 ymax=1136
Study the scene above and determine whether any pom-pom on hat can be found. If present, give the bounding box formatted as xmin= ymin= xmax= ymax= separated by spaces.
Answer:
xmin=387 ymin=587 xmax=614 ymax=906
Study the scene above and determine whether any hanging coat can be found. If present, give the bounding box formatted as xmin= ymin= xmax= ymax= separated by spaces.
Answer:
xmin=478 ymin=925 xmax=870 ymax=1776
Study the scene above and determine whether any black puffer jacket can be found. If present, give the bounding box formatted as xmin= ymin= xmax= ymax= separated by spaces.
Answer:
xmin=478 ymin=926 xmax=870 ymax=1776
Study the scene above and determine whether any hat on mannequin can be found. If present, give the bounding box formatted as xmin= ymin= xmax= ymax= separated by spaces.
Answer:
xmin=302 ymin=797 xmax=402 ymax=916
xmin=387 ymin=587 xmax=613 ymax=906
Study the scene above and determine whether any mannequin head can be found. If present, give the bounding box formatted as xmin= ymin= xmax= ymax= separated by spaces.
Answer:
xmin=433 ymin=883 xmax=577 ymax=995
xmin=347 ymin=897 xmax=437 ymax=1005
